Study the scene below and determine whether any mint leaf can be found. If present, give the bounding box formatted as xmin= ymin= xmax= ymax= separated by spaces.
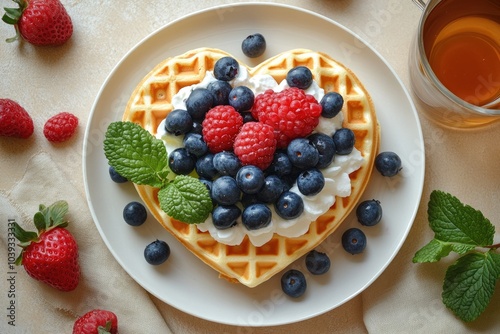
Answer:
xmin=428 ymin=190 xmax=494 ymax=247
xmin=413 ymin=239 xmax=453 ymax=263
xmin=442 ymin=251 xmax=500 ymax=322
xmin=158 ymin=175 xmax=213 ymax=224
xmin=104 ymin=122 xmax=170 ymax=188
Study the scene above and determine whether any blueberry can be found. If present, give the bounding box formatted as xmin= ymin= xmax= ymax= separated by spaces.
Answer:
xmin=287 ymin=138 xmax=319 ymax=169
xmin=241 ymin=33 xmax=266 ymax=58
xmin=168 ymin=148 xmax=196 ymax=175
xmin=305 ymin=250 xmax=331 ymax=275
xmin=281 ymin=165 xmax=302 ymax=190
xmin=236 ymin=165 xmax=265 ymax=194
xmin=342 ymin=228 xmax=367 ymax=255
xmin=308 ymin=132 xmax=335 ymax=169
xmin=286 ymin=66 xmax=313 ymax=90
xmin=356 ymin=199 xmax=382 ymax=226
xmin=214 ymin=56 xmax=239 ymax=81
xmin=189 ymin=121 xmax=203 ymax=135
xmin=199 ymin=178 xmax=213 ymax=193
xmin=320 ymin=92 xmax=344 ymax=118
xmin=297 ymin=168 xmax=325 ymax=196
xmin=281 ymin=269 xmax=307 ymax=298
xmin=332 ymin=128 xmax=355 ymax=155
xmin=144 ymin=239 xmax=170 ymax=265
xmin=109 ymin=166 xmax=128 ymax=183
xmin=241 ymin=111 xmax=257 ymax=123
xmin=266 ymin=151 xmax=292 ymax=177
xmin=213 ymin=151 xmax=241 ymax=176
xmin=375 ymin=151 xmax=402 ymax=177
xmin=256 ymin=175 xmax=286 ymax=203
xmin=212 ymin=205 xmax=241 ymax=229
xmin=195 ymin=153 xmax=218 ymax=179
xmin=207 ymin=80 xmax=232 ymax=106
xmin=185 ymin=88 xmax=214 ymax=119
xmin=123 ymin=201 xmax=147 ymax=226
xmin=240 ymin=193 xmax=261 ymax=208
xmin=199 ymin=178 xmax=216 ymax=206
xmin=183 ymin=133 xmax=208 ymax=157
xmin=275 ymin=191 xmax=304 ymax=220
xmin=164 ymin=109 xmax=192 ymax=136
xmin=211 ymin=176 xmax=241 ymax=205
xmin=228 ymin=86 xmax=254 ymax=112
xmin=241 ymin=203 xmax=272 ymax=230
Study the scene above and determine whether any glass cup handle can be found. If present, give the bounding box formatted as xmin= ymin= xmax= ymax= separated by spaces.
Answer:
xmin=412 ymin=0 xmax=426 ymax=10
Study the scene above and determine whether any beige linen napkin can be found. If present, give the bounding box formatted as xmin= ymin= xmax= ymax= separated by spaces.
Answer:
xmin=0 ymin=152 xmax=172 ymax=333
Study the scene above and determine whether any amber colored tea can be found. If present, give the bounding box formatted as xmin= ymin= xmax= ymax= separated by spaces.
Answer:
xmin=423 ymin=0 xmax=500 ymax=107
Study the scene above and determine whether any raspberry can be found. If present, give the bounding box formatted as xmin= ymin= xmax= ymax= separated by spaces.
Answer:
xmin=234 ymin=122 xmax=277 ymax=170
xmin=202 ymin=105 xmax=243 ymax=153
xmin=251 ymin=87 xmax=322 ymax=148
xmin=43 ymin=112 xmax=78 ymax=142
xmin=0 ymin=99 xmax=34 ymax=138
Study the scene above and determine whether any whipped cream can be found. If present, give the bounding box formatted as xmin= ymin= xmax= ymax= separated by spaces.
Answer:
xmin=156 ymin=65 xmax=363 ymax=247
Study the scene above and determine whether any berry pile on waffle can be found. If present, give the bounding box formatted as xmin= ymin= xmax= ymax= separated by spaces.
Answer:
xmin=122 ymin=48 xmax=379 ymax=287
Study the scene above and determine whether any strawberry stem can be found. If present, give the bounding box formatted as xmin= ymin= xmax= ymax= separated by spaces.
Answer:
xmin=2 ymin=0 xmax=27 ymax=42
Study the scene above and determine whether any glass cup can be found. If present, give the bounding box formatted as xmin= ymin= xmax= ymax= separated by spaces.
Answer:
xmin=409 ymin=0 xmax=500 ymax=129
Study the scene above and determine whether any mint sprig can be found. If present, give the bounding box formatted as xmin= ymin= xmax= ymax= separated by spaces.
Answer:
xmin=104 ymin=121 xmax=212 ymax=224
xmin=413 ymin=190 xmax=500 ymax=322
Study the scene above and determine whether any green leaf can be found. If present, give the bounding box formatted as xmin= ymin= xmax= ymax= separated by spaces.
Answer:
xmin=428 ymin=190 xmax=495 ymax=247
xmin=33 ymin=212 xmax=46 ymax=233
xmin=104 ymin=121 xmax=170 ymax=188
xmin=442 ymin=251 xmax=500 ymax=322
xmin=13 ymin=222 xmax=37 ymax=243
xmin=158 ymin=175 xmax=213 ymax=224
xmin=35 ymin=200 xmax=69 ymax=230
xmin=413 ymin=239 xmax=453 ymax=263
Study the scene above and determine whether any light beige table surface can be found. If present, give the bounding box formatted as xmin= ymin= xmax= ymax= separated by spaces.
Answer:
xmin=1 ymin=0 xmax=500 ymax=333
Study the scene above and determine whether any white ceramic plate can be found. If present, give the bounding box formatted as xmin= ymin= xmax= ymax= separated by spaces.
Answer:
xmin=83 ymin=3 xmax=425 ymax=327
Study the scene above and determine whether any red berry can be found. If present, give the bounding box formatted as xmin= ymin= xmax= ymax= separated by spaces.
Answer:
xmin=14 ymin=201 xmax=80 ymax=292
xmin=202 ymin=105 xmax=243 ymax=153
xmin=23 ymin=227 xmax=80 ymax=291
xmin=2 ymin=0 xmax=73 ymax=46
xmin=43 ymin=112 xmax=78 ymax=142
xmin=73 ymin=309 xmax=118 ymax=334
xmin=234 ymin=122 xmax=277 ymax=170
xmin=251 ymin=87 xmax=322 ymax=148
xmin=0 ymin=98 xmax=34 ymax=138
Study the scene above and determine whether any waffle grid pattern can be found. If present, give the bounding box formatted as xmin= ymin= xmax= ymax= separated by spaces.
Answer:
xmin=123 ymin=48 xmax=379 ymax=287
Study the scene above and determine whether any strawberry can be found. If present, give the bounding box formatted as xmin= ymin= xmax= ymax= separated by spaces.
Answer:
xmin=2 ymin=0 xmax=73 ymax=46
xmin=73 ymin=309 xmax=118 ymax=334
xmin=13 ymin=200 xmax=80 ymax=291
xmin=43 ymin=111 xmax=78 ymax=142
xmin=0 ymin=98 xmax=34 ymax=138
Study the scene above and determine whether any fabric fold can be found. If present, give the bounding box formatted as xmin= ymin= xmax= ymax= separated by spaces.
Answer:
xmin=0 ymin=152 xmax=172 ymax=333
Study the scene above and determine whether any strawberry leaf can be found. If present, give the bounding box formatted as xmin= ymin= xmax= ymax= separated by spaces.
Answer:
xmin=33 ymin=212 xmax=46 ymax=233
xmin=13 ymin=222 xmax=37 ymax=243
xmin=45 ymin=200 xmax=69 ymax=228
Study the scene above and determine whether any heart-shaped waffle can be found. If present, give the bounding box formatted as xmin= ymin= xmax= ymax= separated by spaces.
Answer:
xmin=122 ymin=48 xmax=379 ymax=287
